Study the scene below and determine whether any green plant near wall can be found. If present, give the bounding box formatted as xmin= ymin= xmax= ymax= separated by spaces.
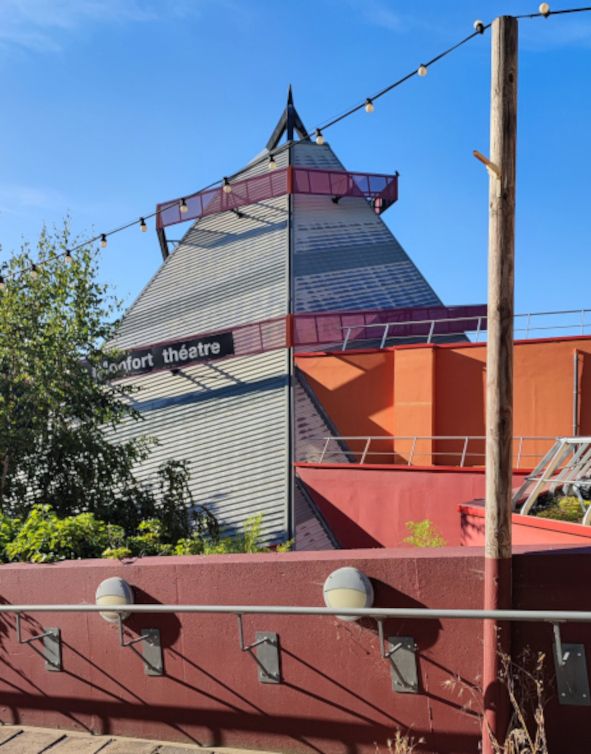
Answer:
xmin=0 ymin=505 xmax=291 ymax=564
xmin=535 ymin=495 xmax=589 ymax=524
xmin=2 ymin=504 xmax=125 ymax=563
xmin=403 ymin=519 xmax=447 ymax=548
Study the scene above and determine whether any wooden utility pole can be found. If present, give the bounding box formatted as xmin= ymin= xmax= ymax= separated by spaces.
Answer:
xmin=482 ymin=15 xmax=518 ymax=754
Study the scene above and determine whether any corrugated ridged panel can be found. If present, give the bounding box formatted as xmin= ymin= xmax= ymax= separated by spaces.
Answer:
xmin=292 ymin=193 xmax=441 ymax=312
xmin=238 ymin=147 xmax=289 ymax=180
xmin=111 ymin=196 xmax=289 ymax=350
xmin=111 ymin=350 xmax=290 ymax=544
xmin=294 ymin=481 xmax=337 ymax=551
xmin=290 ymin=142 xmax=344 ymax=170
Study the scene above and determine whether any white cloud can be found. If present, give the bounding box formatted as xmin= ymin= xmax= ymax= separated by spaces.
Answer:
xmin=0 ymin=183 xmax=70 ymax=215
xmin=520 ymin=19 xmax=591 ymax=51
xmin=0 ymin=0 xmax=210 ymax=54
xmin=344 ymin=0 xmax=402 ymax=32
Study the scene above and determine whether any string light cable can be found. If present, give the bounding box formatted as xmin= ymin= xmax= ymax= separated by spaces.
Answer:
xmin=1 ymin=3 xmax=590 ymax=289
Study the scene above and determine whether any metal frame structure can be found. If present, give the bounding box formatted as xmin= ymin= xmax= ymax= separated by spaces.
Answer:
xmin=513 ymin=437 xmax=591 ymax=524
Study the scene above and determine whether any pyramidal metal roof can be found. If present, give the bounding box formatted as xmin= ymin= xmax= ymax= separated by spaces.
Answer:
xmin=112 ymin=91 xmax=440 ymax=351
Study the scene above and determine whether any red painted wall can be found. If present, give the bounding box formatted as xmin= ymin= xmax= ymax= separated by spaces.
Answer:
xmin=296 ymin=464 xmax=528 ymax=549
xmin=1 ymin=548 xmax=590 ymax=754
xmin=460 ymin=504 xmax=591 ymax=546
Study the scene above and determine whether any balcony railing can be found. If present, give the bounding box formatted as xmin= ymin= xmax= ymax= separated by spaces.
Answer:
xmin=340 ymin=308 xmax=591 ymax=350
xmin=311 ymin=434 xmax=556 ymax=469
xmin=156 ymin=166 xmax=398 ymax=229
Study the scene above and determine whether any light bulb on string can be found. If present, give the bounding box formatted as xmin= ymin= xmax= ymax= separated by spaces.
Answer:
xmin=539 ymin=3 xmax=550 ymax=16
xmin=222 ymin=177 xmax=232 ymax=194
xmin=64 ymin=250 xmax=73 ymax=264
xmin=140 ymin=217 xmax=148 ymax=232
xmin=364 ymin=98 xmax=375 ymax=113
xmin=417 ymin=65 xmax=428 ymax=77
xmin=100 ymin=234 xmax=108 ymax=248
xmin=179 ymin=198 xmax=188 ymax=213
xmin=473 ymin=20 xmax=485 ymax=34
xmin=30 ymin=263 xmax=38 ymax=278
xmin=0 ymin=276 xmax=5 ymax=291
xmin=315 ymin=129 xmax=325 ymax=145
xmin=268 ymin=155 xmax=277 ymax=170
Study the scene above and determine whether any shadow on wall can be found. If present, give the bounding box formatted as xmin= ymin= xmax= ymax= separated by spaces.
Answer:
xmin=298 ymin=353 xmax=395 ymax=464
xmin=304 ymin=489 xmax=381 ymax=549
xmin=0 ymin=585 xmax=485 ymax=754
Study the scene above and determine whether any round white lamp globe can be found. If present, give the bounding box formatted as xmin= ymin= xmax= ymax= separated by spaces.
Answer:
xmin=96 ymin=577 xmax=134 ymax=623
xmin=323 ymin=566 xmax=374 ymax=622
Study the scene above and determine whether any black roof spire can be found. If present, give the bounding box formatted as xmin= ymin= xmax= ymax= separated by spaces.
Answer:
xmin=266 ymin=85 xmax=310 ymax=151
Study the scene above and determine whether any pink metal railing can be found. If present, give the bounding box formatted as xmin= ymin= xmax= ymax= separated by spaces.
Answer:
xmin=116 ymin=305 xmax=591 ymax=381
xmin=156 ymin=167 xmax=398 ymax=229
xmin=292 ymin=304 xmax=487 ymax=349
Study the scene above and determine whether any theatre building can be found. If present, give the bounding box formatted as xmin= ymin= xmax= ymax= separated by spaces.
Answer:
xmin=109 ymin=90 xmax=591 ymax=551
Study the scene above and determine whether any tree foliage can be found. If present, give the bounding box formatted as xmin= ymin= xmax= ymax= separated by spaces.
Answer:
xmin=0 ymin=223 xmax=192 ymax=534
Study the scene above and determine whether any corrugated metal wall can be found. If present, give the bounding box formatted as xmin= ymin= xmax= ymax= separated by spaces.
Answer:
xmin=112 ymin=195 xmax=289 ymax=351
xmin=109 ymin=164 xmax=292 ymax=543
xmin=113 ymin=350 xmax=290 ymax=543
xmin=290 ymin=142 xmax=442 ymax=313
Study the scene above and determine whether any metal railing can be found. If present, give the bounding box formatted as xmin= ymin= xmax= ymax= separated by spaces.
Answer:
xmin=341 ymin=308 xmax=591 ymax=350
xmin=315 ymin=435 xmax=555 ymax=468
xmin=157 ymin=166 xmax=398 ymax=230
xmin=2 ymin=603 xmax=587 ymax=703
xmin=0 ymin=603 xmax=590 ymax=623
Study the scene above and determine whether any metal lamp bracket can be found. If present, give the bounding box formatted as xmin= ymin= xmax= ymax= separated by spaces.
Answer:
xmin=377 ymin=620 xmax=419 ymax=694
xmin=552 ymin=622 xmax=590 ymax=705
xmin=15 ymin=614 xmax=61 ymax=672
xmin=118 ymin=616 xmax=163 ymax=676
xmin=237 ymin=614 xmax=281 ymax=684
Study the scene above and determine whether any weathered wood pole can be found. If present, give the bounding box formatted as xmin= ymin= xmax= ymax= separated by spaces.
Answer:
xmin=483 ymin=15 xmax=518 ymax=754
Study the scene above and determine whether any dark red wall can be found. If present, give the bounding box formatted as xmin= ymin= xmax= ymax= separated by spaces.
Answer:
xmin=1 ymin=548 xmax=590 ymax=754
xmin=296 ymin=464 xmax=529 ymax=548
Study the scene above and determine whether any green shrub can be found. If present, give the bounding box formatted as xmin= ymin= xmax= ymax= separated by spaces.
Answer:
xmin=0 ymin=505 xmax=290 ymax=564
xmin=0 ymin=513 xmax=21 ymax=561
xmin=175 ymin=514 xmax=292 ymax=556
xmin=403 ymin=519 xmax=447 ymax=548
xmin=4 ymin=504 xmax=124 ymax=563
xmin=536 ymin=495 xmax=587 ymax=523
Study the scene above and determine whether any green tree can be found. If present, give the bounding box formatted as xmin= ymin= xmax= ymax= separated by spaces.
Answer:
xmin=0 ymin=223 xmax=191 ymax=534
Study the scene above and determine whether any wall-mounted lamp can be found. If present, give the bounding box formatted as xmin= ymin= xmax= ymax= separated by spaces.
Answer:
xmin=95 ymin=578 xmax=163 ymax=676
xmin=322 ymin=566 xmax=374 ymax=622
xmin=96 ymin=577 xmax=134 ymax=623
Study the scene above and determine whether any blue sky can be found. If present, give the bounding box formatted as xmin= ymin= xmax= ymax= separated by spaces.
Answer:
xmin=1 ymin=0 xmax=590 ymax=315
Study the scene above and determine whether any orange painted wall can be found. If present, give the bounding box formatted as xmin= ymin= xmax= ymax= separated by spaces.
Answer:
xmin=393 ymin=347 xmax=435 ymax=463
xmin=295 ymin=337 xmax=591 ymax=467
xmin=296 ymin=351 xmax=394 ymax=463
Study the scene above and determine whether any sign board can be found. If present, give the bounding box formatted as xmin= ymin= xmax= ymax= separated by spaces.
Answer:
xmin=93 ymin=332 xmax=235 ymax=379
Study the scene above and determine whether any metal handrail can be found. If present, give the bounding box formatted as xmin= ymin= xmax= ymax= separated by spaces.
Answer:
xmin=316 ymin=435 xmax=555 ymax=467
xmin=0 ymin=604 xmax=590 ymax=623
xmin=340 ymin=308 xmax=591 ymax=350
